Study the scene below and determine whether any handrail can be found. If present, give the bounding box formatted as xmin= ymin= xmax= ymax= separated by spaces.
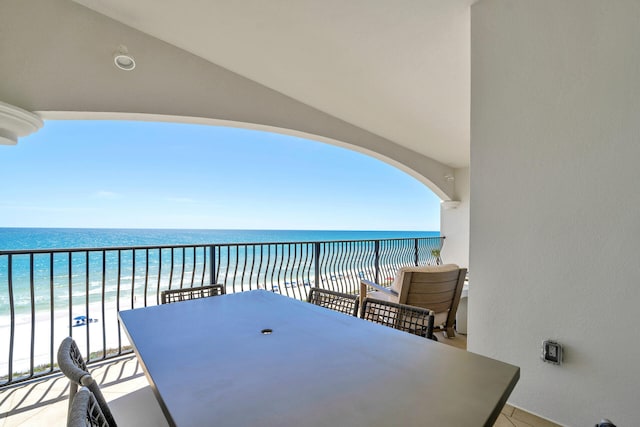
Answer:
xmin=0 ymin=236 xmax=444 ymax=387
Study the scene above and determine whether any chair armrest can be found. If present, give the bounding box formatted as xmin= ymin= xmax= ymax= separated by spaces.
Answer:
xmin=360 ymin=279 xmax=398 ymax=296
xmin=360 ymin=279 xmax=398 ymax=314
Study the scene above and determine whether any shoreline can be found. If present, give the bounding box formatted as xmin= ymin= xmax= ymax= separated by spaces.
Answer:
xmin=0 ymin=268 xmax=394 ymax=376
xmin=0 ymin=299 xmax=130 ymax=376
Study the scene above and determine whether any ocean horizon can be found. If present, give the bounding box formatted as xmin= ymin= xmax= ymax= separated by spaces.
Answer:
xmin=0 ymin=227 xmax=440 ymax=251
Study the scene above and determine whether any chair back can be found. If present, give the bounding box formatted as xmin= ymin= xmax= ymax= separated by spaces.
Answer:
xmin=307 ymin=287 xmax=359 ymax=316
xmin=68 ymin=387 xmax=110 ymax=427
xmin=161 ymin=284 xmax=225 ymax=304
xmin=57 ymin=337 xmax=118 ymax=426
xmin=393 ymin=264 xmax=467 ymax=337
xmin=360 ymin=298 xmax=435 ymax=339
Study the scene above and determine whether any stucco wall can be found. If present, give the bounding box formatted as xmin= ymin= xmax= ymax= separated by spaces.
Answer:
xmin=470 ymin=1 xmax=640 ymax=425
xmin=440 ymin=167 xmax=469 ymax=268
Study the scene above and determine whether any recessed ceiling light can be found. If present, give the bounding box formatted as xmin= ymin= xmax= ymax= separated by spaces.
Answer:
xmin=114 ymin=45 xmax=136 ymax=71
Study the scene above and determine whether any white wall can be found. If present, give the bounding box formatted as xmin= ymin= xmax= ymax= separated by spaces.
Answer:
xmin=440 ymin=167 xmax=469 ymax=268
xmin=470 ymin=1 xmax=640 ymax=425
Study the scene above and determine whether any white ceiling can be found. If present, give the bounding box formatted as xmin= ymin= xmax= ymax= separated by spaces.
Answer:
xmin=74 ymin=0 xmax=472 ymax=168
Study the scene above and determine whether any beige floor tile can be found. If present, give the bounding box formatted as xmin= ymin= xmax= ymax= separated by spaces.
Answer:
xmin=1 ymin=356 xmax=153 ymax=427
xmin=434 ymin=331 xmax=467 ymax=350
xmin=1 ymin=377 xmax=69 ymax=427
xmin=1 ymin=378 xmax=67 ymax=412
xmin=0 ymin=388 xmax=17 ymax=416
xmin=512 ymin=408 xmax=561 ymax=427
xmin=502 ymin=403 xmax=516 ymax=417
xmin=508 ymin=417 xmax=534 ymax=427
xmin=493 ymin=413 xmax=516 ymax=426
xmin=3 ymin=400 xmax=67 ymax=427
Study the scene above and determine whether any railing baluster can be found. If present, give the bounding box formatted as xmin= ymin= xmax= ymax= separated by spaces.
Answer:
xmin=116 ymin=250 xmax=122 ymax=354
xmin=279 ymin=244 xmax=288 ymax=297
xmin=101 ymin=250 xmax=106 ymax=359
xmin=314 ymin=242 xmax=320 ymax=292
xmin=268 ymin=244 xmax=276 ymax=292
xmin=49 ymin=253 xmax=54 ymax=373
xmin=233 ymin=245 xmax=240 ymax=293
xmin=277 ymin=244 xmax=286 ymax=296
xmin=85 ymin=251 xmax=90 ymax=360
xmin=257 ymin=244 xmax=265 ymax=291
xmin=249 ymin=245 xmax=256 ymax=291
xmin=144 ymin=249 xmax=149 ymax=306
xmin=209 ymin=245 xmax=215 ymax=285
xmin=8 ymin=255 xmax=15 ymax=383
xmin=190 ymin=247 xmax=196 ymax=287
xmin=241 ymin=245 xmax=248 ymax=291
xmin=179 ymin=248 xmax=186 ymax=289
xmin=222 ymin=246 xmax=230 ymax=292
xmin=29 ymin=254 xmax=35 ymax=377
xmin=131 ymin=250 xmax=136 ymax=309
xmin=67 ymin=252 xmax=72 ymax=339
xmin=199 ymin=246 xmax=206 ymax=286
xmin=156 ymin=249 xmax=163 ymax=305
xmin=374 ymin=240 xmax=380 ymax=284
xmin=168 ymin=248 xmax=175 ymax=290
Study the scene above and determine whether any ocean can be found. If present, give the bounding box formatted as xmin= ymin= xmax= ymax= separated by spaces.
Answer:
xmin=0 ymin=228 xmax=439 ymax=251
xmin=0 ymin=228 xmax=440 ymax=315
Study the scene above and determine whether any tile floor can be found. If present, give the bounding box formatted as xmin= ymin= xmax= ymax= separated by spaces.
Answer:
xmin=1 ymin=332 xmax=560 ymax=427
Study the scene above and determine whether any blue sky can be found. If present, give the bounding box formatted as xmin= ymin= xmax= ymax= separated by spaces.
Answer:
xmin=0 ymin=120 xmax=440 ymax=230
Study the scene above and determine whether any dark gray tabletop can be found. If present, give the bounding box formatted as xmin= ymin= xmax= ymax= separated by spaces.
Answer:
xmin=119 ymin=290 xmax=519 ymax=427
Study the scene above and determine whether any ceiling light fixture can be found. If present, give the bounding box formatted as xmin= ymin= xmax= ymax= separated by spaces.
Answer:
xmin=441 ymin=200 xmax=461 ymax=210
xmin=113 ymin=45 xmax=136 ymax=71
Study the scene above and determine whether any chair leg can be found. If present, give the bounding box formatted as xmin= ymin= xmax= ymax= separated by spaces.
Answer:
xmin=68 ymin=381 xmax=78 ymax=411
xmin=444 ymin=326 xmax=456 ymax=338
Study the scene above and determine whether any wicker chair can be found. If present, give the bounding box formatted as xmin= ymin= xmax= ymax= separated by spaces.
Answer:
xmin=360 ymin=298 xmax=436 ymax=340
xmin=307 ymin=287 xmax=359 ymax=316
xmin=57 ymin=337 xmax=117 ymax=426
xmin=57 ymin=337 xmax=168 ymax=427
xmin=161 ymin=284 xmax=225 ymax=304
xmin=67 ymin=386 xmax=110 ymax=427
xmin=360 ymin=264 xmax=467 ymax=337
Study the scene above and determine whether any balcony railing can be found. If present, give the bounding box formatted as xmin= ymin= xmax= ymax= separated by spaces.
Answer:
xmin=0 ymin=236 xmax=444 ymax=387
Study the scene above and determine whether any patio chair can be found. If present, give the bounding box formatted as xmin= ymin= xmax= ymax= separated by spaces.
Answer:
xmin=360 ymin=264 xmax=467 ymax=338
xmin=160 ymin=283 xmax=225 ymax=304
xmin=360 ymin=297 xmax=436 ymax=340
xmin=57 ymin=337 xmax=168 ymax=427
xmin=57 ymin=337 xmax=117 ymax=426
xmin=307 ymin=287 xmax=359 ymax=316
xmin=67 ymin=386 xmax=110 ymax=427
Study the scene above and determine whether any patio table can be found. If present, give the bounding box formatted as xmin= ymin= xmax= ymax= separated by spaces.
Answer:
xmin=119 ymin=289 xmax=519 ymax=427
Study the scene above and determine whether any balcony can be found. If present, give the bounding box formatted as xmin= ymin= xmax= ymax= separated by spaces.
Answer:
xmin=0 ymin=236 xmax=557 ymax=426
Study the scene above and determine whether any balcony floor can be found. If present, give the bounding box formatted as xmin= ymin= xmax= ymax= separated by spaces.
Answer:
xmin=0 ymin=332 xmax=557 ymax=427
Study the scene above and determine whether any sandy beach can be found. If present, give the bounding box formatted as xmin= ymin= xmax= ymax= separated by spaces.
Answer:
xmin=0 ymin=299 xmax=133 ymax=377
